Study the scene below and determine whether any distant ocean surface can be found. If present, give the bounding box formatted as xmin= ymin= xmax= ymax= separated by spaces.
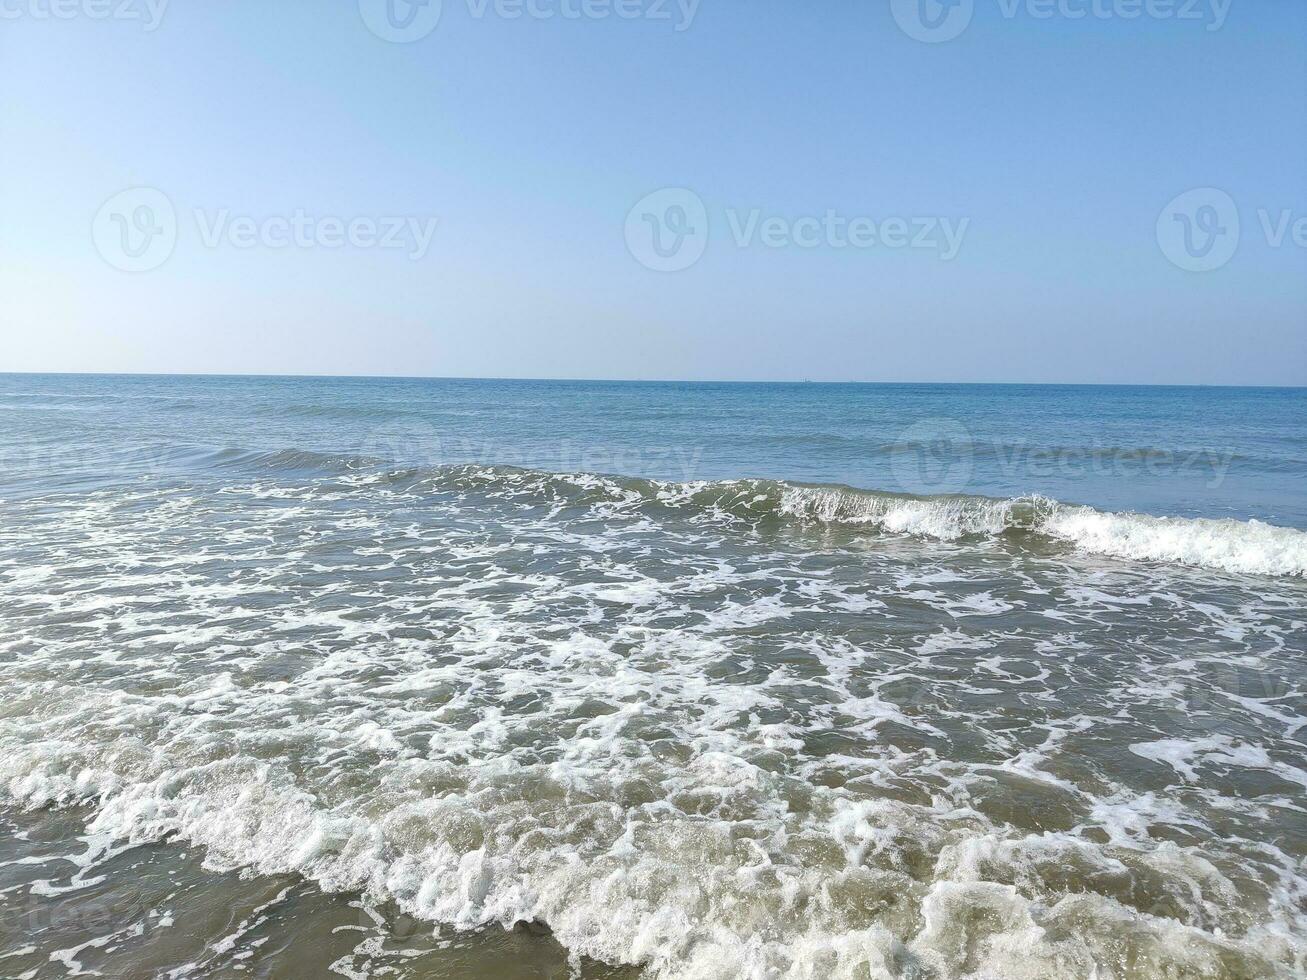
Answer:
xmin=1 ymin=374 xmax=1305 ymax=979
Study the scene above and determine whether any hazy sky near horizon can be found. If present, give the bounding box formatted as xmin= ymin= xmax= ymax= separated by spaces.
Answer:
xmin=1 ymin=1 xmax=1304 ymax=384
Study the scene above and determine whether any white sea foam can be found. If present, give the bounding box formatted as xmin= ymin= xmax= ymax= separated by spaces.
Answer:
xmin=774 ymin=484 xmax=1307 ymax=578
xmin=1039 ymin=507 xmax=1307 ymax=578
xmin=0 ymin=473 xmax=1304 ymax=978
xmin=777 ymin=485 xmax=1019 ymax=539
xmin=324 ymin=463 xmax=1307 ymax=579
xmin=4 ymin=752 xmax=1299 ymax=980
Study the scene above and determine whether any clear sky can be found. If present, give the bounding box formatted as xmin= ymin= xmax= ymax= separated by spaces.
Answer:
xmin=1 ymin=0 xmax=1303 ymax=384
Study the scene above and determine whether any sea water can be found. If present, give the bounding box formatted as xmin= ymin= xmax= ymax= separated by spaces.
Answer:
xmin=0 ymin=374 xmax=1304 ymax=978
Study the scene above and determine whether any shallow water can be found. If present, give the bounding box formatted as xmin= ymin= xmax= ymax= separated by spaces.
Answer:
xmin=0 ymin=375 xmax=1304 ymax=978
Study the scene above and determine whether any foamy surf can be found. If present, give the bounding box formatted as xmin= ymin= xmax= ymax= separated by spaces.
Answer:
xmin=1 ymin=377 xmax=1305 ymax=979
xmin=3 ymin=454 xmax=1304 ymax=978
xmin=4 ymin=754 xmax=1300 ymax=980
xmin=389 ymin=464 xmax=1307 ymax=578
xmin=770 ymin=483 xmax=1307 ymax=577
xmin=1037 ymin=506 xmax=1307 ymax=578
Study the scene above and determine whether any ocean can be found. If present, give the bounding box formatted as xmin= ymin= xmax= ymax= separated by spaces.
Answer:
xmin=0 ymin=374 xmax=1304 ymax=979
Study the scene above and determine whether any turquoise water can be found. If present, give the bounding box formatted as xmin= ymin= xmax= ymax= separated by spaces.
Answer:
xmin=1 ymin=374 xmax=1305 ymax=979
xmin=2 ymin=375 xmax=1303 ymax=527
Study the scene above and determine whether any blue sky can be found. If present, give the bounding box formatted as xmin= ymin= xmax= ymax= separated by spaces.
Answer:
xmin=1 ymin=0 xmax=1303 ymax=384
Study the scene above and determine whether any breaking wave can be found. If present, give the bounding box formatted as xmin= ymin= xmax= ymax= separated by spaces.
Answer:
xmin=327 ymin=462 xmax=1307 ymax=578
xmin=2 ymin=443 xmax=1305 ymax=978
xmin=20 ymin=442 xmax=1305 ymax=577
xmin=771 ymin=483 xmax=1307 ymax=578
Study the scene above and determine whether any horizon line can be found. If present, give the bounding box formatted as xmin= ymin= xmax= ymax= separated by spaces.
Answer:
xmin=0 ymin=370 xmax=1304 ymax=390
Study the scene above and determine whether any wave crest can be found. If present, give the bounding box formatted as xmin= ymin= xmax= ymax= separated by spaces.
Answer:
xmin=775 ymin=483 xmax=1307 ymax=577
xmin=419 ymin=467 xmax=1307 ymax=578
xmin=192 ymin=453 xmax=1307 ymax=579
